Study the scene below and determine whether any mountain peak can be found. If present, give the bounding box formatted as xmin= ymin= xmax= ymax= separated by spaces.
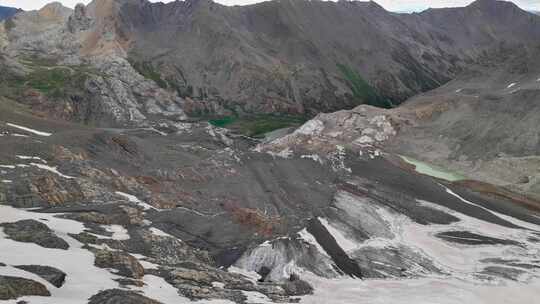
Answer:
xmin=469 ymin=0 xmax=519 ymax=9
xmin=38 ymin=1 xmax=72 ymax=20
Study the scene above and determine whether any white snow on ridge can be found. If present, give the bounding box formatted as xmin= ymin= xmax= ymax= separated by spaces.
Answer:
xmin=444 ymin=186 xmax=540 ymax=230
xmin=318 ymin=217 xmax=358 ymax=252
xmin=30 ymin=163 xmax=75 ymax=179
xmin=298 ymin=228 xmax=330 ymax=257
xmin=149 ymin=227 xmax=175 ymax=238
xmin=12 ymin=133 xmax=29 ymax=138
xmin=6 ymin=123 xmax=52 ymax=137
xmin=115 ymin=191 xmax=157 ymax=211
xmin=17 ymin=155 xmax=47 ymax=163
xmin=131 ymin=253 xmax=160 ymax=270
xmin=101 ymin=224 xmax=130 ymax=241
xmin=507 ymin=83 xmax=517 ymax=89
xmin=290 ymin=186 xmax=540 ymax=304
xmin=227 ymin=266 xmax=262 ymax=284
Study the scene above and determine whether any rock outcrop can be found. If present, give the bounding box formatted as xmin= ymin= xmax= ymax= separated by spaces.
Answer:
xmin=88 ymin=289 xmax=162 ymax=304
xmin=14 ymin=265 xmax=67 ymax=288
xmin=0 ymin=220 xmax=69 ymax=250
xmin=0 ymin=275 xmax=50 ymax=300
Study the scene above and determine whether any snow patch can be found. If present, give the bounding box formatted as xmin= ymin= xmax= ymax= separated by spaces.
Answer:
xmin=212 ymin=281 xmax=225 ymax=288
xmin=301 ymin=273 xmax=540 ymax=304
xmin=17 ymin=155 xmax=47 ymax=163
xmin=6 ymin=123 xmax=52 ymax=137
xmin=101 ymin=224 xmax=130 ymax=240
xmin=30 ymin=163 xmax=75 ymax=179
xmin=298 ymin=228 xmax=330 ymax=257
xmin=115 ymin=191 xmax=157 ymax=210
xmin=318 ymin=217 xmax=357 ymax=252
xmin=149 ymin=227 xmax=175 ymax=238
xmin=227 ymin=266 xmax=262 ymax=284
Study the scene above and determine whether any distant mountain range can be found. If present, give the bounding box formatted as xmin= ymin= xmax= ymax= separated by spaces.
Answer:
xmin=2 ymin=0 xmax=540 ymax=123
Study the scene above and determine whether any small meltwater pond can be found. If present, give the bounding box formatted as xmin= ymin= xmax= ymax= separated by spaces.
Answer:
xmin=400 ymin=155 xmax=465 ymax=182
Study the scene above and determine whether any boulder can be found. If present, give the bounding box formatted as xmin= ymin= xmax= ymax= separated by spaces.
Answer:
xmin=88 ymin=289 xmax=162 ymax=304
xmin=14 ymin=265 xmax=66 ymax=288
xmin=94 ymin=250 xmax=145 ymax=279
xmin=0 ymin=275 xmax=50 ymax=300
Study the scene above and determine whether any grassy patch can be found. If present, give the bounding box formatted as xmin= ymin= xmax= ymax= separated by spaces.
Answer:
xmin=25 ymin=67 xmax=90 ymax=98
xmin=337 ymin=63 xmax=392 ymax=108
xmin=0 ymin=57 xmax=98 ymax=99
xmin=209 ymin=116 xmax=237 ymax=128
xmin=128 ymin=60 xmax=168 ymax=89
xmin=18 ymin=55 xmax=58 ymax=67
xmin=27 ymin=68 xmax=71 ymax=94
xmin=209 ymin=115 xmax=306 ymax=138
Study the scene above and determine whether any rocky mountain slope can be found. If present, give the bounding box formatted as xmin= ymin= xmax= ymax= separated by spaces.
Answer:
xmin=1 ymin=0 xmax=540 ymax=303
xmin=1 ymin=0 xmax=540 ymax=125
xmin=117 ymin=0 xmax=540 ymax=115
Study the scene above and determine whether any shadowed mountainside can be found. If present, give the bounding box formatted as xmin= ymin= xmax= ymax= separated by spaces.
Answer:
xmin=0 ymin=5 xmax=21 ymax=21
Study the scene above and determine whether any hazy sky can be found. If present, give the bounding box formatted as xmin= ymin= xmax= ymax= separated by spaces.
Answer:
xmin=1 ymin=0 xmax=539 ymax=12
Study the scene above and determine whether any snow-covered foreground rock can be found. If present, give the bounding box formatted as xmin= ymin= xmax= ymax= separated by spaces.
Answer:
xmin=1 ymin=93 xmax=539 ymax=303
xmin=0 ymin=205 xmax=118 ymax=304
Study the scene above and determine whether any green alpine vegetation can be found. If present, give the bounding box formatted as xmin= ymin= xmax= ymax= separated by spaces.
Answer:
xmin=337 ymin=63 xmax=392 ymax=108
xmin=128 ymin=60 xmax=168 ymax=89
xmin=209 ymin=114 xmax=306 ymax=138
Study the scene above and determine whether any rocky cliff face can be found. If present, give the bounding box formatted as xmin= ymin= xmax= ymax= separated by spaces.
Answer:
xmin=116 ymin=0 xmax=540 ymax=115
xmin=1 ymin=0 xmax=540 ymax=127
xmin=0 ymin=1 xmax=187 ymax=128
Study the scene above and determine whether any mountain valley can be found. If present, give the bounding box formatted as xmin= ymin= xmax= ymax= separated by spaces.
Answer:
xmin=1 ymin=0 xmax=540 ymax=303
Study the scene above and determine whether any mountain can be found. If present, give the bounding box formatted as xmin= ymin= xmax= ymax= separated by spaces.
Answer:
xmin=1 ymin=0 xmax=540 ymax=303
xmin=104 ymin=0 xmax=540 ymax=115
xmin=0 ymin=5 xmax=21 ymax=21
xmin=1 ymin=0 xmax=540 ymax=126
